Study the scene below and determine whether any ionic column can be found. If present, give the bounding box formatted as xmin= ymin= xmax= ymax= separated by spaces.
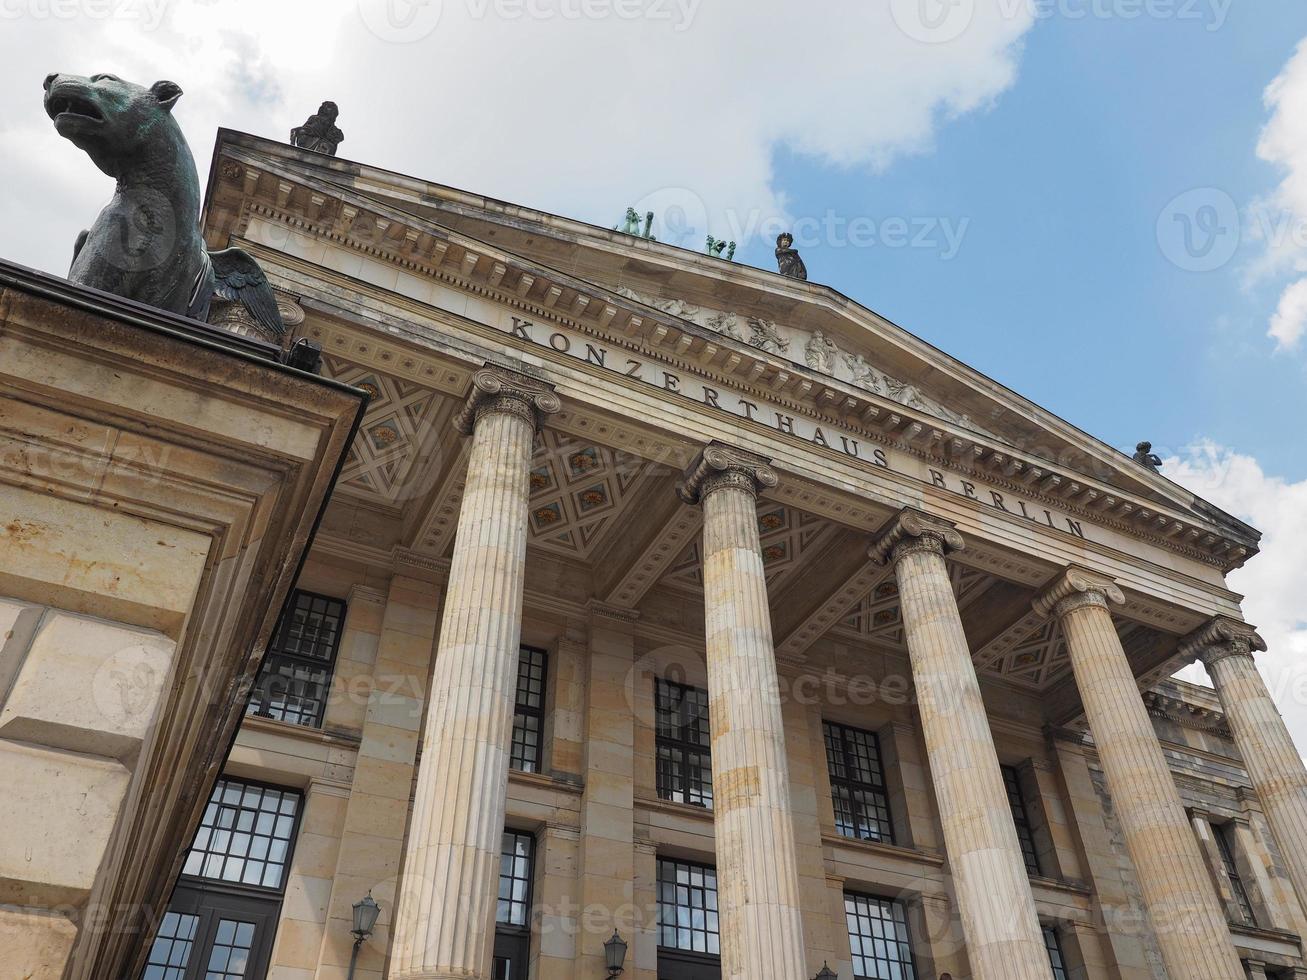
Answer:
xmin=1034 ymin=568 xmax=1244 ymax=979
xmin=1184 ymin=617 xmax=1307 ymax=914
xmin=391 ymin=367 xmax=560 ymax=980
xmin=676 ymin=443 xmax=808 ymax=980
xmin=868 ymin=508 xmax=1050 ymax=980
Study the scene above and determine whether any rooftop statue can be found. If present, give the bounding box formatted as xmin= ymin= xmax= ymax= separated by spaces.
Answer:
xmin=706 ymin=235 xmax=736 ymax=261
xmin=44 ymin=72 xmax=284 ymax=341
xmin=291 ymin=101 xmax=344 ymax=155
xmin=776 ymin=231 xmax=808 ymax=281
xmin=615 ymin=207 xmax=656 ymax=240
xmin=1133 ymin=441 xmax=1164 ymax=472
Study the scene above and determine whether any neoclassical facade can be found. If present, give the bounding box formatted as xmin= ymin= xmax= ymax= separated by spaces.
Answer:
xmin=127 ymin=130 xmax=1307 ymax=980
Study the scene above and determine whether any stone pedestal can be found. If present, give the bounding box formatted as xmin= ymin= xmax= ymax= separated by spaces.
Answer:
xmin=390 ymin=368 xmax=559 ymax=980
xmin=1036 ymin=568 xmax=1244 ymax=980
xmin=1185 ymin=617 xmax=1307 ymax=920
xmin=868 ymin=508 xmax=1050 ymax=980
xmin=0 ymin=263 xmax=363 ymax=980
xmin=677 ymin=444 xmax=808 ymax=980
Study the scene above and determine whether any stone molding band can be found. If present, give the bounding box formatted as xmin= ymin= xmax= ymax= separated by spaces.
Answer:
xmin=676 ymin=442 xmax=779 ymax=505
xmin=1032 ymin=566 xmax=1124 ymax=620
xmin=1180 ymin=615 xmax=1268 ymax=669
xmin=867 ymin=507 xmax=965 ymax=567
xmin=454 ymin=365 xmax=562 ymax=436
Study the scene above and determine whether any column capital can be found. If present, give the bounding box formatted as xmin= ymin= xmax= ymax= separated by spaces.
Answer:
xmin=675 ymin=441 xmax=778 ymax=505
xmin=453 ymin=365 xmax=561 ymax=436
xmin=867 ymin=507 xmax=964 ymax=566
xmin=1179 ymin=615 xmax=1267 ymax=669
xmin=1032 ymin=566 xmax=1124 ymax=619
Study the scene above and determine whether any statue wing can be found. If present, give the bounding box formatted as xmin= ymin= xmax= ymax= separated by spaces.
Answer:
xmin=208 ymin=247 xmax=285 ymax=339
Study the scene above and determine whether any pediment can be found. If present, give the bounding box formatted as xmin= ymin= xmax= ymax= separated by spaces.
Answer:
xmin=200 ymin=131 xmax=1260 ymax=572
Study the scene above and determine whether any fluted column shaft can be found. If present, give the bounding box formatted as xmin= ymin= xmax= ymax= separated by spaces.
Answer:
xmin=391 ymin=368 xmax=559 ymax=980
xmin=1039 ymin=570 xmax=1244 ymax=980
xmin=678 ymin=444 xmax=808 ymax=980
xmin=1191 ymin=618 xmax=1307 ymax=914
xmin=869 ymin=508 xmax=1050 ymax=980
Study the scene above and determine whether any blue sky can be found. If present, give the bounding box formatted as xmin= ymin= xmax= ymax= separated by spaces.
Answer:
xmin=722 ymin=4 xmax=1307 ymax=478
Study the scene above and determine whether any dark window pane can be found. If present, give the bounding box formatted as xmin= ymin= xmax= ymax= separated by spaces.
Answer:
xmin=497 ymin=830 xmax=535 ymax=927
xmin=657 ymin=858 xmax=720 ymax=956
xmin=511 ymin=648 xmax=548 ymax=773
xmin=246 ymin=591 xmax=346 ymax=728
xmin=180 ymin=778 xmax=301 ymax=893
xmin=824 ymin=722 xmax=894 ymax=843
xmin=1215 ymin=823 xmax=1256 ymax=926
xmin=1003 ymin=764 xmax=1041 ymax=876
xmin=1043 ymin=926 xmax=1068 ymax=980
xmin=655 ymin=680 xmax=713 ymax=808
xmin=845 ymin=893 xmax=916 ymax=979
xmin=142 ymin=911 xmax=200 ymax=979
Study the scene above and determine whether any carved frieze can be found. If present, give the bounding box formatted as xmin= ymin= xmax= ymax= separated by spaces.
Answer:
xmin=614 ymin=286 xmax=989 ymax=435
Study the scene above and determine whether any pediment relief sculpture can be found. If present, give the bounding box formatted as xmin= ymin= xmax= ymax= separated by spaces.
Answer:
xmin=614 ymin=286 xmax=989 ymax=435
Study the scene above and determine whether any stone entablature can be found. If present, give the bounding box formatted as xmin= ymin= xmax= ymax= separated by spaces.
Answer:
xmin=203 ymin=133 xmax=1258 ymax=576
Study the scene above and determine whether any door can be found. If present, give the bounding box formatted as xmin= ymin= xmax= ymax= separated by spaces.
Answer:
xmin=141 ymin=884 xmax=281 ymax=980
xmin=657 ymin=950 xmax=723 ymax=980
xmin=493 ymin=928 xmax=530 ymax=980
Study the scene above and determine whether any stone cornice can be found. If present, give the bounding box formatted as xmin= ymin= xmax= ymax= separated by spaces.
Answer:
xmin=1144 ymin=690 xmax=1231 ymax=737
xmin=676 ymin=442 xmax=779 ymax=505
xmin=1032 ymin=566 xmax=1125 ymax=619
xmin=1179 ymin=615 xmax=1268 ymax=668
xmin=453 ymin=366 xmax=561 ymax=435
xmin=206 ymin=143 xmax=1260 ymax=572
xmin=867 ymin=507 xmax=965 ymax=566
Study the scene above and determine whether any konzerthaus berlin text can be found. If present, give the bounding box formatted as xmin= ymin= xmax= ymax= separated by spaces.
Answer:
xmin=6 ymin=129 xmax=1307 ymax=980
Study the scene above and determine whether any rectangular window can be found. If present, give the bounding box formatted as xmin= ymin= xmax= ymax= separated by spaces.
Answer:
xmin=1003 ymin=764 xmax=1042 ymax=876
xmin=494 ymin=830 xmax=535 ymax=980
xmin=845 ymin=893 xmax=916 ymax=979
xmin=246 ymin=590 xmax=345 ymax=728
xmin=510 ymin=647 xmax=548 ymax=773
xmin=1043 ymin=926 xmax=1069 ymax=980
xmin=180 ymin=778 xmax=301 ymax=891
xmin=824 ymin=722 xmax=894 ymax=844
xmin=1215 ymin=823 xmax=1256 ymax=926
xmin=657 ymin=857 xmax=720 ymax=956
xmin=145 ymin=777 xmax=300 ymax=980
xmin=655 ymin=679 xmax=713 ymax=808
xmin=497 ymin=830 xmax=535 ymax=928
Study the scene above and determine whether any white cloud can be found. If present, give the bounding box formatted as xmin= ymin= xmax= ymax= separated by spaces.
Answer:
xmin=1270 ymin=276 xmax=1307 ymax=349
xmin=0 ymin=0 xmax=1034 ymax=276
xmin=1167 ymin=443 xmax=1307 ymax=759
xmin=1254 ymin=38 xmax=1307 ymax=349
